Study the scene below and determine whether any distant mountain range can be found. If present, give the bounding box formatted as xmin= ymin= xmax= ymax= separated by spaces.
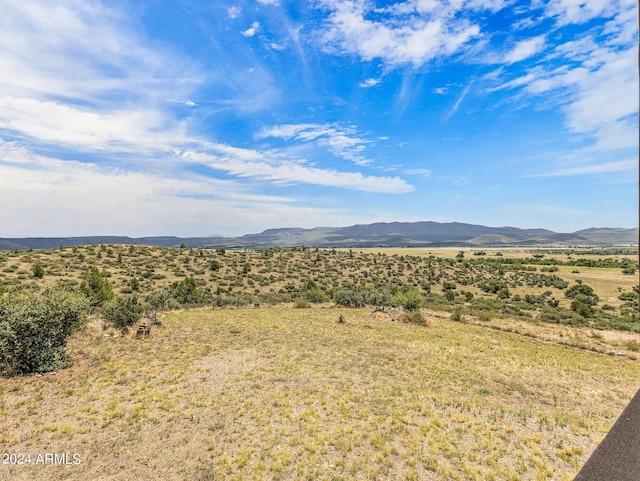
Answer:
xmin=0 ymin=222 xmax=637 ymax=250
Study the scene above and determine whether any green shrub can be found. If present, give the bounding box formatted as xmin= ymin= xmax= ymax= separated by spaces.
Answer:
xmin=302 ymin=287 xmax=330 ymax=303
xmin=171 ymin=276 xmax=208 ymax=305
xmin=451 ymin=306 xmax=465 ymax=323
xmin=399 ymin=310 xmax=428 ymax=326
xmin=102 ymin=296 xmax=144 ymax=330
xmin=618 ymin=292 xmax=638 ymax=301
xmin=394 ymin=288 xmax=424 ymax=312
xmin=213 ymin=294 xmax=252 ymax=307
xmin=145 ymin=290 xmax=177 ymax=325
xmin=294 ymin=297 xmax=311 ymax=308
xmin=0 ymin=289 xmax=88 ymax=376
xmin=571 ymin=299 xmax=594 ymax=318
xmin=80 ymin=266 xmax=114 ymax=311
xmin=32 ymin=264 xmax=45 ymax=279
xmin=333 ymin=288 xmax=366 ymax=308
xmin=625 ymin=340 xmax=640 ymax=352
xmin=565 ymin=284 xmax=599 ymax=305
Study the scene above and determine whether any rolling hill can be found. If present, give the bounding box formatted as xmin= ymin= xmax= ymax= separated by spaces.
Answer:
xmin=0 ymin=222 xmax=636 ymax=250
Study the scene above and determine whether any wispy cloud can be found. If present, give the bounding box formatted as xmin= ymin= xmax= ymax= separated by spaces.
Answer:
xmin=406 ymin=168 xmax=432 ymax=177
xmin=258 ymin=123 xmax=377 ymax=167
xmin=0 ymin=97 xmax=187 ymax=152
xmin=0 ymin=1 xmax=198 ymax=104
xmin=179 ymin=144 xmax=413 ymax=193
xmin=0 ymin=140 xmax=338 ymax=237
xmin=503 ymin=35 xmax=546 ymax=64
xmin=489 ymin=2 xmax=638 ymax=153
xmin=227 ymin=6 xmax=242 ymax=19
xmin=445 ymin=83 xmax=472 ymax=119
xmin=530 ymin=159 xmax=637 ymax=177
xmin=0 ymin=2 xmax=409 ymax=196
xmin=545 ymin=0 xmax=621 ymax=26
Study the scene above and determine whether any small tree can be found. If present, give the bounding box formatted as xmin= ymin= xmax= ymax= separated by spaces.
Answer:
xmin=102 ymin=296 xmax=144 ymax=330
xmin=80 ymin=266 xmax=114 ymax=311
xmin=145 ymin=289 xmax=175 ymax=325
xmin=32 ymin=264 xmax=45 ymax=279
xmin=565 ymin=284 xmax=599 ymax=305
xmin=0 ymin=289 xmax=88 ymax=376
xmin=171 ymin=277 xmax=207 ymax=305
xmin=395 ymin=288 xmax=424 ymax=311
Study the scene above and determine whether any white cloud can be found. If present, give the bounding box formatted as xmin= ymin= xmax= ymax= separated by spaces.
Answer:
xmin=0 ymin=1 xmax=197 ymax=104
xmin=0 ymin=141 xmax=347 ymax=237
xmin=0 ymin=97 xmax=187 ymax=152
xmin=531 ymin=159 xmax=637 ymax=177
xmin=503 ymin=36 xmax=546 ymax=64
xmin=179 ymin=143 xmax=413 ymax=193
xmin=544 ymin=0 xmax=623 ymax=25
xmin=258 ymin=123 xmax=376 ymax=166
xmin=319 ymin=0 xmax=494 ymax=67
xmin=446 ymin=83 xmax=472 ymax=119
xmin=406 ymin=168 xmax=432 ymax=177
xmin=257 ymin=0 xmax=280 ymax=5
xmin=359 ymin=78 xmax=381 ymax=88
xmin=490 ymin=4 xmax=638 ymax=153
xmin=0 ymin=0 xmax=415 ymax=226
xmin=227 ymin=6 xmax=242 ymax=19
xmin=241 ymin=21 xmax=260 ymax=37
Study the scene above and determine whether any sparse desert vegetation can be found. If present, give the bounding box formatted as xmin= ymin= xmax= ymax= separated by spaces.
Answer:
xmin=0 ymin=244 xmax=637 ymax=336
xmin=0 ymin=245 xmax=638 ymax=480
xmin=1 ymin=307 xmax=639 ymax=480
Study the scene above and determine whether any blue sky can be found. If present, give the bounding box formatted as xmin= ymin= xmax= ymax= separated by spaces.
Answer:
xmin=0 ymin=0 xmax=637 ymax=237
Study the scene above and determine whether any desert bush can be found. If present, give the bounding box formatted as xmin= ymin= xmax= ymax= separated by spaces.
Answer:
xmin=302 ymin=287 xmax=330 ymax=303
xmin=80 ymin=266 xmax=114 ymax=311
xmin=625 ymin=340 xmax=640 ymax=352
xmin=618 ymin=291 xmax=638 ymax=301
xmin=171 ymin=276 xmax=208 ymax=305
xmin=294 ymin=297 xmax=311 ymax=308
xmin=565 ymin=284 xmax=599 ymax=305
xmin=393 ymin=288 xmax=424 ymax=311
xmin=213 ymin=294 xmax=252 ymax=307
xmin=259 ymin=291 xmax=292 ymax=305
xmin=102 ymin=296 xmax=144 ymax=330
xmin=399 ymin=310 xmax=428 ymax=326
xmin=32 ymin=264 xmax=45 ymax=279
xmin=0 ymin=289 xmax=88 ymax=376
xmin=145 ymin=289 xmax=177 ymax=325
xmin=333 ymin=288 xmax=366 ymax=308
xmin=479 ymin=279 xmax=507 ymax=294
xmin=451 ymin=306 xmax=465 ymax=323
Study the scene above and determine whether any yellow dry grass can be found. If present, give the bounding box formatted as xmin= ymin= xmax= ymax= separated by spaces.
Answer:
xmin=347 ymin=247 xmax=637 ymax=262
xmin=1 ymin=307 xmax=639 ymax=480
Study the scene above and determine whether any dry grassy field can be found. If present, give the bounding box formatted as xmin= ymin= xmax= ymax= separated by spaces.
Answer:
xmin=2 ymin=306 xmax=640 ymax=481
xmin=1 ymin=245 xmax=638 ymax=480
